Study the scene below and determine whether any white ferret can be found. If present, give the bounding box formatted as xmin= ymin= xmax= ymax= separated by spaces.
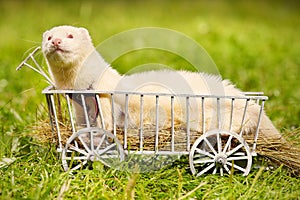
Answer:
xmin=42 ymin=25 xmax=282 ymax=140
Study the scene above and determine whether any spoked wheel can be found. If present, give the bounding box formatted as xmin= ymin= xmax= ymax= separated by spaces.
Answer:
xmin=189 ymin=130 xmax=252 ymax=176
xmin=61 ymin=127 xmax=125 ymax=171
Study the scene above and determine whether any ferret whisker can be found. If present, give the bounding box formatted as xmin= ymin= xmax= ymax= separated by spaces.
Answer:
xmin=21 ymin=38 xmax=41 ymax=45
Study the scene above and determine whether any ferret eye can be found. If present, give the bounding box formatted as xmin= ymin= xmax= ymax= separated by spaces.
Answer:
xmin=67 ymin=34 xmax=74 ymax=39
xmin=47 ymin=36 xmax=52 ymax=41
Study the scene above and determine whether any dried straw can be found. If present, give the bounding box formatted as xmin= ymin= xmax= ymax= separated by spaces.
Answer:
xmin=31 ymin=118 xmax=300 ymax=175
xmin=254 ymin=129 xmax=300 ymax=175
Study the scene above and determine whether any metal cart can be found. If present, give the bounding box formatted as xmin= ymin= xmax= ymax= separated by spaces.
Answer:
xmin=17 ymin=47 xmax=268 ymax=176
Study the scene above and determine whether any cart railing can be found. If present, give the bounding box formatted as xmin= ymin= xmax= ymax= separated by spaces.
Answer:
xmin=43 ymin=86 xmax=267 ymax=155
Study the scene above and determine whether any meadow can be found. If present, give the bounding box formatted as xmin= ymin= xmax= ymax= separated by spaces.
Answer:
xmin=0 ymin=0 xmax=300 ymax=199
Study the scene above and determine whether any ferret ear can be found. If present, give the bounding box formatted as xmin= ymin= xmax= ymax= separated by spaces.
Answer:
xmin=43 ymin=30 xmax=49 ymax=39
xmin=78 ymin=27 xmax=91 ymax=39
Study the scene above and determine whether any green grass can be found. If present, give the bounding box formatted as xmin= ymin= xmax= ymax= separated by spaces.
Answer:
xmin=0 ymin=0 xmax=300 ymax=199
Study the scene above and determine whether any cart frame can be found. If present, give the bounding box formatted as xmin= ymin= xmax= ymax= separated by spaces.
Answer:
xmin=43 ymin=87 xmax=267 ymax=176
xmin=17 ymin=46 xmax=268 ymax=176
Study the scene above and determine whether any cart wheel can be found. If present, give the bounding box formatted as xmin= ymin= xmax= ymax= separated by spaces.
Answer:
xmin=189 ymin=130 xmax=252 ymax=176
xmin=61 ymin=127 xmax=125 ymax=171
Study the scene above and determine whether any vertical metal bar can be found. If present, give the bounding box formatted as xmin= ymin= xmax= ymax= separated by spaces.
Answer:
xmin=239 ymin=99 xmax=250 ymax=136
xmin=252 ymin=100 xmax=265 ymax=152
xmin=217 ymin=98 xmax=221 ymax=130
xmin=50 ymin=94 xmax=62 ymax=150
xmin=155 ymin=95 xmax=159 ymax=152
xmin=223 ymin=97 xmax=235 ymax=154
xmin=186 ymin=96 xmax=190 ymax=151
xmin=139 ymin=94 xmax=144 ymax=151
xmin=171 ymin=96 xmax=175 ymax=152
xmin=95 ymin=94 xmax=105 ymax=129
xmin=216 ymin=98 xmax=221 ymax=153
xmin=229 ymin=98 xmax=235 ymax=132
xmin=46 ymin=94 xmax=55 ymax=143
xmin=111 ymin=94 xmax=116 ymax=136
xmin=81 ymin=94 xmax=93 ymax=150
xmin=56 ymin=94 xmax=62 ymax=122
xmin=81 ymin=94 xmax=90 ymax=128
xmin=66 ymin=94 xmax=76 ymax=134
xmin=124 ymin=94 xmax=129 ymax=149
xmin=202 ymin=97 xmax=205 ymax=134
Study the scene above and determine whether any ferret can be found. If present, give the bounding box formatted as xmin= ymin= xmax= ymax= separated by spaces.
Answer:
xmin=42 ymin=25 xmax=283 ymax=141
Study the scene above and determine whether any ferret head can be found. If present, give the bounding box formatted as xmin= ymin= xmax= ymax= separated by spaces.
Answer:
xmin=42 ymin=25 xmax=94 ymax=69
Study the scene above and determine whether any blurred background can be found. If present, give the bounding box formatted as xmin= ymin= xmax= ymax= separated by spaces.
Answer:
xmin=0 ymin=0 xmax=299 ymax=135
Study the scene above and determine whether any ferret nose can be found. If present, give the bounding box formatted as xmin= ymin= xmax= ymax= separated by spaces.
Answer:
xmin=52 ymin=38 xmax=62 ymax=46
